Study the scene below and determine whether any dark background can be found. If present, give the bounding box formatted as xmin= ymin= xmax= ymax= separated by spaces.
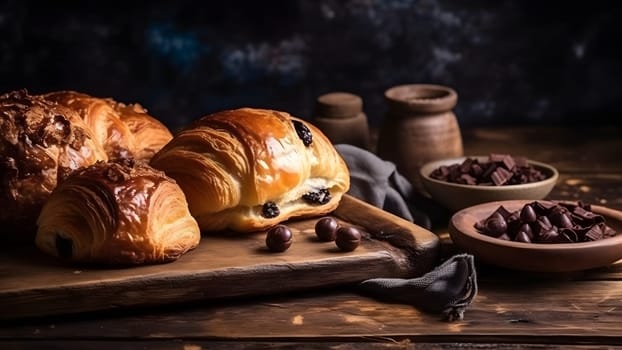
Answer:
xmin=1 ymin=0 xmax=621 ymax=131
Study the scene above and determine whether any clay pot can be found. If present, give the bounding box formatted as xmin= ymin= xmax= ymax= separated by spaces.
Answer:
xmin=311 ymin=92 xmax=370 ymax=149
xmin=377 ymin=84 xmax=463 ymax=189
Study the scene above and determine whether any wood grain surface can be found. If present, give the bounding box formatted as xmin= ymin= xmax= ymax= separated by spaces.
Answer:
xmin=0 ymin=195 xmax=439 ymax=321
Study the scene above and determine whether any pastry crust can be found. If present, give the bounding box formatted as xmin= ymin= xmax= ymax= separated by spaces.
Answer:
xmin=0 ymin=90 xmax=107 ymax=238
xmin=43 ymin=91 xmax=173 ymax=162
xmin=150 ymin=108 xmax=350 ymax=232
xmin=36 ymin=159 xmax=200 ymax=265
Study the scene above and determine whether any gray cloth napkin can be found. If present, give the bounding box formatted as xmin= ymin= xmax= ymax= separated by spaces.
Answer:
xmin=358 ymin=254 xmax=478 ymax=321
xmin=335 ymin=144 xmax=478 ymax=321
xmin=335 ymin=144 xmax=434 ymax=229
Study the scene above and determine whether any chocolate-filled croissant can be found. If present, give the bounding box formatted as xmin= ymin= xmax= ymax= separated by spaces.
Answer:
xmin=150 ymin=108 xmax=350 ymax=233
xmin=0 ymin=90 xmax=107 ymax=239
xmin=36 ymin=159 xmax=200 ymax=265
xmin=43 ymin=91 xmax=173 ymax=161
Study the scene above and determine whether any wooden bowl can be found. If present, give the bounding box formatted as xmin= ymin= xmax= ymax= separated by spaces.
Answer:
xmin=420 ymin=156 xmax=559 ymax=212
xmin=448 ymin=200 xmax=622 ymax=272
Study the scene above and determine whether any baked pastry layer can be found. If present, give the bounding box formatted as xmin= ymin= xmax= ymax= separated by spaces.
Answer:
xmin=150 ymin=108 xmax=350 ymax=232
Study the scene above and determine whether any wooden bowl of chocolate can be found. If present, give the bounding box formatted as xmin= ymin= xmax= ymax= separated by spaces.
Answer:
xmin=449 ymin=200 xmax=622 ymax=272
xmin=420 ymin=154 xmax=559 ymax=212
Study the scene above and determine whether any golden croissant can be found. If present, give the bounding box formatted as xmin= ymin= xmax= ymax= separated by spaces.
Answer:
xmin=150 ymin=107 xmax=351 ymax=232
xmin=0 ymin=89 xmax=173 ymax=241
xmin=36 ymin=159 xmax=200 ymax=264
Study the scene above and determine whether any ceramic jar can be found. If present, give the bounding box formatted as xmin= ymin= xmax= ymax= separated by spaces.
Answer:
xmin=311 ymin=92 xmax=370 ymax=149
xmin=377 ymin=84 xmax=463 ymax=189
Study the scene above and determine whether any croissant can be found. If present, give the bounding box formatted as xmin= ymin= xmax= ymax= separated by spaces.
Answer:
xmin=150 ymin=108 xmax=351 ymax=232
xmin=36 ymin=159 xmax=200 ymax=265
xmin=109 ymin=100 xmax=174 ymax=161
xmin=43 ymin=91 xmax=173 ymax=161
xmin=0 ymin=90 xmax=108 ymax=239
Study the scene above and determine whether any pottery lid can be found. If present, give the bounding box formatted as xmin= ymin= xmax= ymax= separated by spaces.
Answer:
xmin=385 ymin=84 xmax=457 ymax=115
xmin=315 ymin=92 xmax=363 ymax=119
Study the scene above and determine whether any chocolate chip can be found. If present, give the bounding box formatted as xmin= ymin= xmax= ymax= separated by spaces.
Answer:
xmin=302 ymin=188 xmax=331 ymax=205
xmin=262 ymin=201 xmax=280 ymax=218
xmin=430 ymin=154 xmax=549 ymax=186
xmin=520 ymin=204 xmax=537 ymax=223
xmin=484 ymin=215 xmax=507 ymax=237
xmin=292 ymin=120 xmax=313 ymax=147
xmin=474 ymin=201 xmax=617 ymax=244
xmin=515 ymin=230 xmax=532 ymax=243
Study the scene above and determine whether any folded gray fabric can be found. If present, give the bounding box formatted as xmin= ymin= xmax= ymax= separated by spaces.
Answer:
xmin=334 ymin=145 xmax=477 ymax=320
xmin=335 ymin=144 xmax=432 ymax=229
xmin=358 ymin=254 xmax=478 ymax=321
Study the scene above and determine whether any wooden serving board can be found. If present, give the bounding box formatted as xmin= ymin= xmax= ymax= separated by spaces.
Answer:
xmin=0 ymin=195 xmax=440 ymax=321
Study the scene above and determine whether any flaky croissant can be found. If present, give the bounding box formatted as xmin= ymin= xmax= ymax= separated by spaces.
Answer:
xmin=150 ymin=108 xmax=351 ymax=232
xmin=36 ymin=159 xmax=200 ymax=265
xmin=0 ymin=90 xmax=107 ymax=238
xmin=1 ymin=89 xmax=174 ymax=241
xmin=43 ymin=91 xmax=173 ymax=161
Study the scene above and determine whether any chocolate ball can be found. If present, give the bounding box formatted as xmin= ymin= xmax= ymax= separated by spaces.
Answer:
xmin=335 ymin=226 xmax=362 ymax=252
xmin=315 ymin=216 xmax=339 ymax=242
xmin=266 ymin=225 xmax=293 ymax=252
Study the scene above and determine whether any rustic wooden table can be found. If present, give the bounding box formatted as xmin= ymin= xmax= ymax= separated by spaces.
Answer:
xmin=1 ymin=126 xmax=621 ymax=349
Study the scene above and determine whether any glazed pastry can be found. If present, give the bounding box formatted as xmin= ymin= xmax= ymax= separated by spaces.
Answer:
xmin=0 ymin=89 xmax=107 ymax=239
xmin=36 ymin=159 xmax=200 ymax=265
xmin=43 ymin=91 xmax=173 ymax=161
xmin=110 ymin=101 xmax=174 ymax=161
xmin=150 ymin=108 xmax=350 ymax=232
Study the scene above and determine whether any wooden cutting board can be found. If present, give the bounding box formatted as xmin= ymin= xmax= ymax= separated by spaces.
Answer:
xmin=0 ymin=195 xmax=440 ymax=321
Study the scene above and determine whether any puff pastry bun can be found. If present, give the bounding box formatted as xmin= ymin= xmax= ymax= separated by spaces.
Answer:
xmin=0 ymin=90 xmax=107 ymax=238
xmin=36 ymin=159 xmax=200 ymax=265
xmin=150 ymin=108 xmax=350 ymax=232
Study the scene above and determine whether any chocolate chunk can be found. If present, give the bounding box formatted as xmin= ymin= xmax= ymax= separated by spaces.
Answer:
xmin=520 ymin=204 xmax=537 ymax=223
xmin=584 ymin=225 xmax=603 ymax=241
xmin=484 ymin=216 xmax=507 ymax=237
xmin=519 ymin=223 xmax=534 ymax=239
xmin=559 ymin=228 xmax=579 ymax=243
xmin=538 ymin=226 xmax=560 ymax=243
xmin=474 ymin=200 xmax=618 ymax=244
xmin=458 ymin=173 xmax=477 ymax=185
xmin=262 ymin=201 xmax=280 ymax=218
xmin=501 ymin=155 xmax=516 ymax=171
xmin=430 ymin=154 xmax=548 ymax=186
xmin=491 ymin=167 xmax=513 ymax=186
xmin=515 ymin=230 xmax=532 ymax=243
xmin=302 ymin=188 xmax=331 ymax=205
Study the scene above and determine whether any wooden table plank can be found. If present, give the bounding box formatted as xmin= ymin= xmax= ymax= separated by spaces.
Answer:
xmin=2 ymin=278 xmax=622 ymax=344
xmin=0 ymin=341 xmax=618 ymax=350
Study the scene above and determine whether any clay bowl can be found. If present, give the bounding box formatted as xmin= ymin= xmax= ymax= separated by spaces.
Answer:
xmin=449 ymin=200 xmax=622 ymax=272
xmin=420 ymin=156 xmax=559 ymax=212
